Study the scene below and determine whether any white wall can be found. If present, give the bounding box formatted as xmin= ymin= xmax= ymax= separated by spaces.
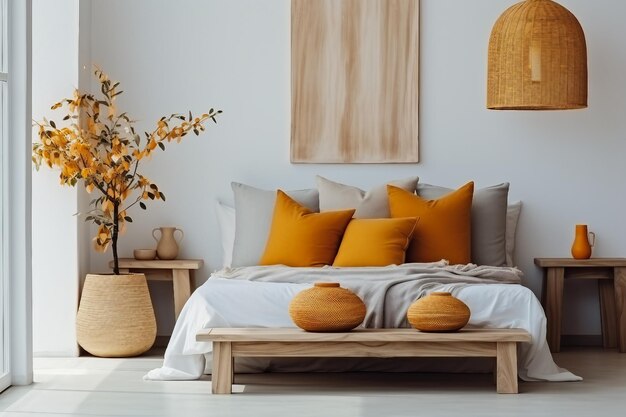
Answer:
xmin=32 ymin=0 xmax=80 ymax=356
xmin=85 ymin=0 xmax=626 ymax=337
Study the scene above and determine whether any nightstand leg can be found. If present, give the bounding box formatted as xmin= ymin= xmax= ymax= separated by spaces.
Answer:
xmin=173 ymin=269 xmax=192 ymax=320
xmin=599 ymin=279 xmax=618 ymax=348
xmin=546 ymin=267 xmax=564 ymax=353
xmin=614 ymin=267 xmax=626 ymax=352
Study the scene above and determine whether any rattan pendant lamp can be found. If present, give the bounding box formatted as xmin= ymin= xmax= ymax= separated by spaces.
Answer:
xmin=487 ymin=0 xmax=587 ymax=110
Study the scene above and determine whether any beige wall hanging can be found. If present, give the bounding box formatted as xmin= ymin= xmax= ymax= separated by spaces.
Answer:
xmin=291 ymin=0 xmax=420 ymax=163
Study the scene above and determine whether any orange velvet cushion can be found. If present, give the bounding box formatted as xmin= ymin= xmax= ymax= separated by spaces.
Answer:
xmin=333 ymin=218 xmax=418 ymax=267
xmin=260 ymin=190 xmax=355 ymax=267
xmin=387 ymin=182 xmax=474 ymax=265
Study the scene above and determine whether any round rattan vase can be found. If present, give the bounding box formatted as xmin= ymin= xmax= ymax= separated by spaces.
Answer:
xmin=289 ymin=282 xmax=366 ymax=332
xmin=77 ymin=273 xmax=157 ymax=357
xmin=407 ymin=292 xmax=470 ymax=332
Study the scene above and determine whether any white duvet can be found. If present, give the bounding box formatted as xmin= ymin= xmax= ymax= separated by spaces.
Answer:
xmin=145 ymin=272 xmax=581 ymax=382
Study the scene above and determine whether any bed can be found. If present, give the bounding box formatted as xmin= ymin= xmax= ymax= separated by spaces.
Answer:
xmin=144 ymin=262 xmax=581 ymax=383
xmin=145 ymin=178 xmax=580 ymax=384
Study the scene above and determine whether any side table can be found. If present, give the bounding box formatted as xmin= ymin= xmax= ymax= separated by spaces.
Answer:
xmin=109 ymin=258 xmax=203 ymax=319
xmin=534 ymin=258 xmax=626 ymax=353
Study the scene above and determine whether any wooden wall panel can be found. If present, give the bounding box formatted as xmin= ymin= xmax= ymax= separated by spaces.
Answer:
xmin=291 ymin=0 xmax=419 ymax=163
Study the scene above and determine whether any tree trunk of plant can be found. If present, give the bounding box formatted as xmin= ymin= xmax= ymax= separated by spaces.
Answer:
xmin=112 ymin=201 xmax=120 ymax=274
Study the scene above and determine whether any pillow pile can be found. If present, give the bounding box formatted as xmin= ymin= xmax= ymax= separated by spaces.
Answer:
xmin=217 ymin=176 xmax=521 ymax=268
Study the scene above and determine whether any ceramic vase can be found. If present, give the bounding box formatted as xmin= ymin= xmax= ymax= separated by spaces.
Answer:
xmin=289 ymin=282 xmax=366 ymax=332
xmin=76 ymin=274 xmax=157 ymax=357
xmin=571 ymin=224 xmax=595 ymax=259
xmin=407 ymin=292 xmax=471 ymax=332
xmin=152 ymin=227 xmax=184 ymax=260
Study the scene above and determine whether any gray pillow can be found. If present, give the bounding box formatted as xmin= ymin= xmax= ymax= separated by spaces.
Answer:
xmin=505 ymin=201 xmax=522 ymax=267
xmin=417 ymin=183 xmax=510 ymax=266
xmin=317 ymin=175 xmax=418 ymax=218
xmin=231 ymin=182 xmax=319 ymax=267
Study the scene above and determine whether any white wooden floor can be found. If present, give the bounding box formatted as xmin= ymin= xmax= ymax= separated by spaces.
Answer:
xmin=0 ymin=348 xmax=624 ymax=417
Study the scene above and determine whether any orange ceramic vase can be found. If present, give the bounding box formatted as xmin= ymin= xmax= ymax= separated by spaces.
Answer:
xmin=571 ymin=224 xmax=595 ymax=259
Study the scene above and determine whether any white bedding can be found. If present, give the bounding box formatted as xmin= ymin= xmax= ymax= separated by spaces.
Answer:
xmin=145 ymin=273 xmax=581 ymax=382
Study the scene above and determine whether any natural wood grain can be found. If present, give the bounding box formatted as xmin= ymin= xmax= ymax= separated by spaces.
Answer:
xmin=202 ymin=328 xmax=529 ymax=395
xmin=198 ymin=328 xmax=531 ymax=343
xmin=110 ymin=259 xmax=203 ymax=270
xmin=614 ymin=268 xmax=626 ymax=352
xmin=212 ymin=342 xmax=233 ymax=395
xmin=599 ymin=279 xmax=618 ymax=349
xmin=291 ymin=0 xmax=419 ymax=163
xmin=534 ymin=258 xmax=626 ymax=268
xmin=537 ymin=258 xmax=626 ymax=353
xmin=172 ymin=270 xmax=192 ymax=319
xmin=564 ymin=268 xmax=612 ymax=280
xmin=545 ymin=267 xmax=564 ymax=353
xmin=496 ymin=342 xmax=518 ymax=394
xmin=231 ymin=341 xmax=496 ymax=358
xmin=110 ymin=258 xmax=202 ymax=321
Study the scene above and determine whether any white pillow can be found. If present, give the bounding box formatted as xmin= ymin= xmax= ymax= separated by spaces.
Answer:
xmin=505 ymin=201 xmax=522 ymax=267
xmin=215 ymin=201 xmax=236 ymax=268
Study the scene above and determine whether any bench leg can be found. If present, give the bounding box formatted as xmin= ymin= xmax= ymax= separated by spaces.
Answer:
xmin=497 ymin=342 xmax=518 ymax=394
xmin=545 ymin=267 xmax=564 ymax=353
xmin=614 ymin=268 xmax=626 ymax=352
xmin=212 ymin=342 xmax=233 ymax=394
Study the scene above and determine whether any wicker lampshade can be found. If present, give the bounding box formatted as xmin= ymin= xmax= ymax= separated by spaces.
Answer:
xmin=487 ymin=0 xmax=587 ymax=110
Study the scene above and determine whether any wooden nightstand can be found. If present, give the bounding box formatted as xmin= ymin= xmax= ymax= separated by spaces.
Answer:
xmin=109 ymin=258 xmax=203 ymax=319
xmin=534 ymin=258 xmax=626 ymax=353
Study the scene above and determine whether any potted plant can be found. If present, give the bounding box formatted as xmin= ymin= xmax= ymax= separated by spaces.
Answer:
xmin=32 ymin=68 xmax=221 ymax=357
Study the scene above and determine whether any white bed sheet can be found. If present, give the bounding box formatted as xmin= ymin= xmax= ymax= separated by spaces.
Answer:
xmin=145 ymin=278 xmax=581 ymax=382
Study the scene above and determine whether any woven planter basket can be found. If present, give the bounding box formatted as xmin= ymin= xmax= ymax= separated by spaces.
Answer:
xmin=407 ymin=292 xmax=470 ymax=332
xmin=77 ymin=273 xmax=157 ymax=357
xmin=487 ymin=0 xmax=587 ymax=110
xmin=289 ymin=282 xmax=366 ymax=332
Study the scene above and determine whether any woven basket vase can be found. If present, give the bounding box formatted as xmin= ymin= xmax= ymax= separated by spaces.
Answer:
xmin=77 ymin=274 xmax=157 ymax=357
xmin=289 ymin=282 xmax=366 ymax=332
xmin=407 ymin=292 xmax=470 ymax=332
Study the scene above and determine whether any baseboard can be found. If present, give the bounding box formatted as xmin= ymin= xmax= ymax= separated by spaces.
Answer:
xmin=561 ymin=334 xmax=603 ymax=347
xmin=33 ymin=349 xmax=80 ymax=358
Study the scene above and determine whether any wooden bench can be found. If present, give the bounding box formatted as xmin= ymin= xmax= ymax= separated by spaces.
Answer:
xmin=196 ymin=327 xmax=531 ymax=395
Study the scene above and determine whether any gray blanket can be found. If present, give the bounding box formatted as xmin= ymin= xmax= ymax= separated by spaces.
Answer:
xmin=213 ymin=261 xmax=522 ymax=328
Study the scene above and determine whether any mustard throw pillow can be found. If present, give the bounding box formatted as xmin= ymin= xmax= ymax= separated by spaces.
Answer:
xmin=260 ymin=190 xmax=355 ymax=267
xmin=387 ymin=182 xmax=474 ymax=265
xmin=333 ymin=218 xmax=418 ymax=267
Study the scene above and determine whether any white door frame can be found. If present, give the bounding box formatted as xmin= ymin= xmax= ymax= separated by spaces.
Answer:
xmin=5 ymin=0 xmax=33 ymax=386
xmin=0 ymin=0 xmax=9 ymax=392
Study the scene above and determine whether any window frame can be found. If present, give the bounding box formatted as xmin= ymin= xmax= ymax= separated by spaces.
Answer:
xmin=0 ymin=0 xmax=11 ymax=391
